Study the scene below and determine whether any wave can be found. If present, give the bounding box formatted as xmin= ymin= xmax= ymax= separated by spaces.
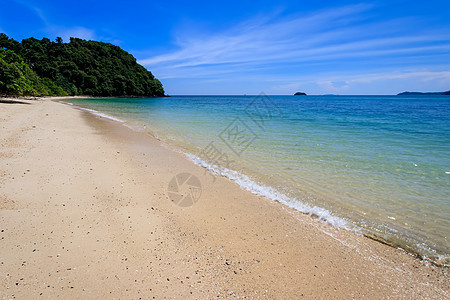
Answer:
xmin=59 ymin=101 xmax=125 ymax=123
xmin=184 ymin=152 xmax=449 ymax=266
xmin=77 ymin=107 xmax=125 ymax=123
xmin=183 ymin=152 xmax=355 ymax=231
xmin=60 ymin=99 xmax=448 ymax=266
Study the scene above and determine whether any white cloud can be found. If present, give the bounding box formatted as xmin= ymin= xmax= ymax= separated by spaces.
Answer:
xmin=267 ymin=70 xmax=450 ymax=95
xmin=46 ymin=26 xmax=97 ymax=42
xmin=33 ymin=7 xmax=48 ymax=24
xmin=140 ymin=5 xmax=449 ymax=69
xmin=139 ymin=4 xmax=450 ymax=94
xmin=347 ymin=70 xmax=450 ymax=84
xmin=139 ymin=4 xmax=373 ymax=66
xmin=11 ymin=0 xmax=97 ymax=42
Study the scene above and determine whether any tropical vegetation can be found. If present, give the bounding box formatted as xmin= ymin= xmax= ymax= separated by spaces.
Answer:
xmin=0 ymin=33 xmax=165 ymax=97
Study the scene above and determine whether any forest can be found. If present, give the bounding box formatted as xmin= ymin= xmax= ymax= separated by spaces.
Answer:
xmin=0 ymin=33 xmax=165 ymax=97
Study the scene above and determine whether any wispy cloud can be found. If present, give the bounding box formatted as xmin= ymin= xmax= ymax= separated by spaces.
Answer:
xmin=139 ymin=4 xmax=450 ymax=94
xmin=11 ymin=0 xmax=97 ymax=42
xmin=45 ymin=26 xmax=97 ymax=42
xmin=33 ymin=6 xmax=48 ymax=24
xmin=141 ymin=5 xmax=448 ymax=69
xmin=140 ymin=4 xmax=374 ymax=67
xmin=269 ymin=69 xmax=450 ymax=95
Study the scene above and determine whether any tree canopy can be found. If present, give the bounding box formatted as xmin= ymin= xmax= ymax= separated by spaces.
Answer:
xmin=0 ymin=33 xmax=165 ymax=97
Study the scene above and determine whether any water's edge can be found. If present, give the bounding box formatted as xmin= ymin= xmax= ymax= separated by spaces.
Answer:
xmin=59 ymin=100 xmax=448 ymax=267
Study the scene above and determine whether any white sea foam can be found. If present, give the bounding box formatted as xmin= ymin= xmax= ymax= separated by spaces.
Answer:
xmin=184 ymin=152 xmax=353 ymax=231
xmin=60 ymin=101 xmax=126 ymax=123
xmin=58 ymin=101 xmax=73 ymax=105
xmin=77 ymin=107 xmax=125 ymax=123
xmin=58 ymin=99 xmax=449 ymax=265
xmin=185 ymin=150 xmax=449 ymax=265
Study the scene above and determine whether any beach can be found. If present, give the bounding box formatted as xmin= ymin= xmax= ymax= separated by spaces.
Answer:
xmin=0 ymin=98 xmax=448 ymax=298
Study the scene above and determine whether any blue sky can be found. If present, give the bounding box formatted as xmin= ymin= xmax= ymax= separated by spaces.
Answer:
xmin=1 ymin=0 xmax=449 ymax=95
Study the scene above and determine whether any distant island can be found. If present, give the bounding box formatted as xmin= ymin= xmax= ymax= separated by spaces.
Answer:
xmin=294 ymin=92 xmax=307 ymax=96
xmin=397 ymin=90 xmax=450 ymax=96
xmin=0 ymin=33 xmax=165 ymax=97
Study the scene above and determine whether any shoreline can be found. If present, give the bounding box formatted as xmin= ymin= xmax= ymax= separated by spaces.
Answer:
xmin=62 ymin=97 xmax=449 ymax=267
xmin=0 ymin=98 xmax=448 ymax=298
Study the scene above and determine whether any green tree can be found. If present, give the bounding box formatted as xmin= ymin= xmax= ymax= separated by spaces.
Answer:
xmin=0 ymin=48 xmax=66 ymax=96
xmin=0 ymin=34 xmax=165 ymax=97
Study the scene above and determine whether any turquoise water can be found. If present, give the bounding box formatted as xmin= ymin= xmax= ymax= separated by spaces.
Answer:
xmin=67 ymin=95 xmax=450 ymax=265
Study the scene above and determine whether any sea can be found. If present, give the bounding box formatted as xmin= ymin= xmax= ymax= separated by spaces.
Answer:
xmin=66 ymin=95 xmax=450 ymax=265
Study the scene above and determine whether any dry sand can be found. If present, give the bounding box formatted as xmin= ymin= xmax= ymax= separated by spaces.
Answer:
xmin=0 ymin=97 xmax=448 ymax=299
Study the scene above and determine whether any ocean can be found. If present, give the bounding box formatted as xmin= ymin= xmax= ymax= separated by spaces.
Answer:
xmin=66 ymin=95 xmax=450 ymax=265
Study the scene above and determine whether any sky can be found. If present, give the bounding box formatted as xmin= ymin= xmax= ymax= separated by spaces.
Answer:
xmin=1 ymin=0 xmax=450 ymax=95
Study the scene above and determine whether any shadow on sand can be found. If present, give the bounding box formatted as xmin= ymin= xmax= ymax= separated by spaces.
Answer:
xmin=0 ymin=99 xmax=31 ymax=104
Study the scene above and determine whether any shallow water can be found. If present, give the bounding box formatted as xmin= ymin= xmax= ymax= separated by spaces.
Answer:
xmin=68 ymin=95 xmax=450 ymax=265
